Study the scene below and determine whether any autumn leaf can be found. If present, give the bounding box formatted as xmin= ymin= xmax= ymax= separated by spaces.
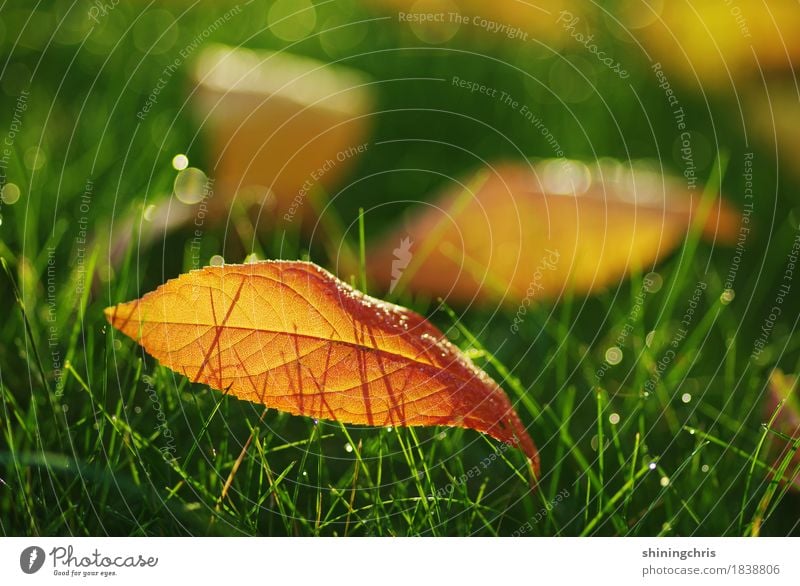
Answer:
xmin=105 ymin=260 xmax=539 ymax=477
xmin=639 ymin=1 xmax=800 ymax=88
xmin=764 ymin=370 xmax=800 ymax=491
xmin=100 ymin=45 xmax=373 ymax=287
xmin=375 ymin=0 xmax=581 ymax=46
xmin=191 ymin=44 xmax=374 ymax=224
xmin=747 ymin=82 xmax=800 ymax=182
xmin=366 ymin=160 xmax=740 ymax=305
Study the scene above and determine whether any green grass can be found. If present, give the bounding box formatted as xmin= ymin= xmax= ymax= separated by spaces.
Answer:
xmin=1 ymin=0 xmax=800 ymax=536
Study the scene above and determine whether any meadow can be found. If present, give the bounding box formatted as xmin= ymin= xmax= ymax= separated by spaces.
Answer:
xmin=1 ymin=0 xmax=799 ymax=536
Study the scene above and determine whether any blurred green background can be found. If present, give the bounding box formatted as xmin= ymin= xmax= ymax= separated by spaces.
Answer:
xmin=1 ymin=0 xmax=799 ymax=536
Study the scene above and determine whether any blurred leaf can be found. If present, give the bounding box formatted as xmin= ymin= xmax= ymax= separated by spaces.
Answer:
xmin=639 ymin=1 xmax=800 ymax=88
xmin=765 ymin=369 xmax=800 ymax=491
xmin=747 ymin=82 xmax=800 ymax=181
xmin=366 ymin=159 xmax=740 ymax=305
xmin=191 ymin=44 xmax=374 ymax=225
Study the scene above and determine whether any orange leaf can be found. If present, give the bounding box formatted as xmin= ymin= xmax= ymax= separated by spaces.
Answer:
xmin=191 ymin=45 xmax=374 ymax=224
xmin=764 ymin=370 xmax=800 ymax=491
xmin=640 ymin=1 xmax=800 ymax=88
xmin=105 ymin=260 xmax=538 ymax=477
xmin=366 ymin=160 xmax=740 ymax=305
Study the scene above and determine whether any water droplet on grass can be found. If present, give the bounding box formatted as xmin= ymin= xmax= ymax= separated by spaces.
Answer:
xmin=720 ymin=289 xmax=735 ymax=304
xmin=605 ymin=346 xmax=623 ymax=365
xmin=172 ymin=154 xmax=189 ymax=170
xmin=644 ymin=272 xmax=663 ymax=293
xmin=174 ymin=167 xmax=208 ymax=205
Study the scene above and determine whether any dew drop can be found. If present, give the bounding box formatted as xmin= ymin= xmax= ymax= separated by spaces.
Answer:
xmin=605 ymin=346 xmax=623 ymax=365
xmin=172 ymin=153 xmax=189 ymax=171
xmin=209 ymin=254 xmax=224 ymax=267
xmin=644 ymin=272 xmax=663 ymax=293
xmin=344 ymin=443 xmax=353 ymax=453
xmin=24 ymin=146 xmax=46 ymax=170
xmin=268 ymin=0 xmax=317 ymax=42
xmin=609 ymin=413 xmax=620 ymax=425
xmin=681 ymin=393 xmax=691 ymax=403
xmin=648 ymin=462 xmax=657 ymax=471
xmin=174 ymin=167 xmax=208 ymax=205
xmin=660 ymin=476 xmax=670 ymax=487
xmin=720 ymin=288 xmax=735 ymax=305
xmin=143 ymin=204 xmax=157 ymax=222
xmin=701 ymin=464 xmax=709 ymax=473
xmin=1 ymin=182 xmax=21 ymax=205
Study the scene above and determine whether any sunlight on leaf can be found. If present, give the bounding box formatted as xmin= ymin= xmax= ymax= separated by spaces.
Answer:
xmin=191 ymin=44 xmax=374 ymax=224
xmin=765 ymin=369 xmax=800 ymax=491
xmin=639 ymin=1 xmax=800 ymax=88
xmin=105 ymin=260 xmax=539 ymax=476
xmin=366 ymin=159 xmax=740 ymax=305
